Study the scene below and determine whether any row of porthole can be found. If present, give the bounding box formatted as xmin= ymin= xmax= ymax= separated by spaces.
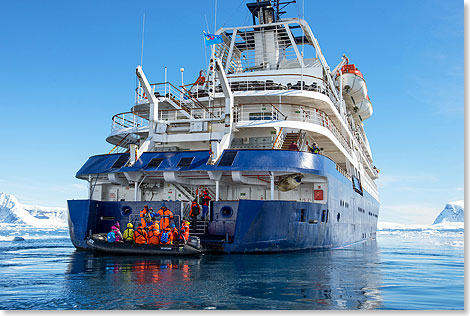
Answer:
xmin=339 ymin=200 xmax=349 ymax=208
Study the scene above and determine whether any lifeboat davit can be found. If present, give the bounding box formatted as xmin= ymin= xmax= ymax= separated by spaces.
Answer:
xmin=336 ymin=63 xmax=373 ymax=120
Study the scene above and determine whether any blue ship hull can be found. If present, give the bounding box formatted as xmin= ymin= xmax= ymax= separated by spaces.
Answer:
xmin=68 ymin=150 xmax=379 ymax=253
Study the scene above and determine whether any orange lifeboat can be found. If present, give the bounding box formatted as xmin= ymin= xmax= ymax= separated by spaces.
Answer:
xmin=336 ymin=63 xmax=373 ymax=120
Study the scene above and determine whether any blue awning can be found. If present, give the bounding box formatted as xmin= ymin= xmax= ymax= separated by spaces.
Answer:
xmin=76 ymin=150 xmax=331 ymax=178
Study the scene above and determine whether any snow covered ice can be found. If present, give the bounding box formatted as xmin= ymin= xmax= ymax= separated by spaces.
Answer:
xmin=433 ymin=200 xmax=464 ymax=224
xmin=0 ymin=192 xmax=67 ymax=228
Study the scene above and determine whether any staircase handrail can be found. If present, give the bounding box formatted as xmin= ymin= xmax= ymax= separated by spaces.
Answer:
xmin=108 ymin=133 xmax=131 ymax=154
xmin=272 ymin=127 xmax=286 ymax=149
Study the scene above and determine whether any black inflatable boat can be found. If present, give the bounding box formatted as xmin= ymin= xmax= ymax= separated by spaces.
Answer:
xmin=86 ymin=234 xmax=202 ymax=256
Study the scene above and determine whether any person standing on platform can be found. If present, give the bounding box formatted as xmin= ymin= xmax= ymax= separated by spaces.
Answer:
xmin=180 ymin=221 xmax=190 ymax=243
xmin=140 ymin=205 xmax=150 ymax=229
xmin=200 ymin=190 xmax=211 ymax=221
xmin=189 ymin=199 xmax=200 ymax=233
xmin=157 ymin=203 xmax=174 ymax=230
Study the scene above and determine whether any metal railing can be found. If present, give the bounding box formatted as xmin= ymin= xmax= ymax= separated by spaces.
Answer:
xmin=233 ymin=103 xmax=287 ymax=123
xmin=287 ymin=105 xmax=352 ymax=155
xmin=135 ymin=82 xmax=216 ymax=118
xmin=272 ymin=127 xmax=286 ymax=149
xmin=234 ymin=102 xmax=352 ymax=155
xmin=213 ymin=22 xmax=310 ymax=74
xmin=108 ymin=133 xmax=132 ymax=154
xmin=111 ymin=111 xmax=149 ymax=132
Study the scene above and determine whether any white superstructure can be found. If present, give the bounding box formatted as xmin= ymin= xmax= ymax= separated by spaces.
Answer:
xmin=99 ymin=3 xmax=379 ymax=205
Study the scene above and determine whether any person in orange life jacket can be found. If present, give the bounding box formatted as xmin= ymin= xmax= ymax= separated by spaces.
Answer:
xmin=159 ymin=226 xmax=173 ymax=245
xmin=201 ymin=190 xmax=211 ymax=221
xmin=157 ymin=203 xmax=173 ymax=229
xmin=169 ymin=223 xmax=179 ymax=243
xmin=147 ymin=221 xmax=160 ymax=245
xmin=180 ymin=221 xmax=190 ymax=243
xmin=140 ymin=205 xmax=150 ymax=228
xmin=133 ymin=223 xmax=148 ymax=244
xmin=189 ymin=199 xmax=200 ymax=233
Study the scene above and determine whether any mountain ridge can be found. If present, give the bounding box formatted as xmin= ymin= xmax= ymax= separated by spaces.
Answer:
xmin=433 ymin=200 xmax=464 ymax=225
xmin=0 ymin=192 xmax=67 ymax=227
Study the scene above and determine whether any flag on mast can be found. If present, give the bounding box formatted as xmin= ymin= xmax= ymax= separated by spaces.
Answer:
xmin=204 ymin=32 xmax=223 ymax=46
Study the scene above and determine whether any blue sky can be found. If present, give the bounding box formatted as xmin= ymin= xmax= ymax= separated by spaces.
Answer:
xmin=0 ymin=0 xmax=463 ymax=224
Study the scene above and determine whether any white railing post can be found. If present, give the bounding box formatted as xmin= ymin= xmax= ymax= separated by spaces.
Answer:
xmin=270 ymin=172 xmax=275 ymax=200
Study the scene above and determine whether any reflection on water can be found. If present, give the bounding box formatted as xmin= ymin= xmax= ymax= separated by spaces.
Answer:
xmin=0 ymin=229 xmax=462 ymax=310
xmin=64 ymin=240 xmax=382 ymax=309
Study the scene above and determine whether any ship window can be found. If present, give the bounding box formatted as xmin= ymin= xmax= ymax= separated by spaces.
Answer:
xmin=220 ymin=206 xmax=233 ymax=218
xmin=321 ymin=210 xmax=327 ymax=222
xmin=337 ymin=213 xmax=340 ymax=222
xmin=121 ymin=206 xmax=131 ymax=216
xmin=249 ymin=112 xmax=272 ymax=120
xmin=300 ymin=209 xmax=306 ymax=222
xmin=218 ymin=151 xmax=238 ymax=166
xmin=177 ymin=157 xmax=194 ymax=167
xmin=146 ymin=158 xmax=163 ymax=168
xmin=111 ymin=154 xmax=129 ymax=169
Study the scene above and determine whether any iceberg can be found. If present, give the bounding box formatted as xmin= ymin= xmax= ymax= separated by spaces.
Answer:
xmin=0 ymin=192 xmax=67 ymax=228
xmin=433 ymin=200 xmax=464 ymax=224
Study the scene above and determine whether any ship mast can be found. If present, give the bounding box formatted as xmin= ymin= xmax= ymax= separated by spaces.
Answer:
xmin=247 ymin=0 xmax=296 ymax=25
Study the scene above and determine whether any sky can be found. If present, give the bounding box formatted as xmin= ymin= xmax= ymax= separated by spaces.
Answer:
xmin=0 ymin=0 xmax=464 ymax=224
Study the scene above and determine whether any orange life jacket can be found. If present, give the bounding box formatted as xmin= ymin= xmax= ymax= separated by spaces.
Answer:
xmin=170 ymin=228 xmax=179 ymax=241
xmin=133 ymin=228 xmax=148 ymax=244
xmin=140 ymin=208 xmax=149 ymax=228
xmin=181 ymin=224 xmax=190 ymax=241
xmin=147 ymin=224 xmax=160 ymax=245
xmin=157 ymin=208 xmax=173 ymax=229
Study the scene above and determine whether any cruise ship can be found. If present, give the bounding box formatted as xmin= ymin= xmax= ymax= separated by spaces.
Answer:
xmin=68 ymin=0 xmax=380 ymax=253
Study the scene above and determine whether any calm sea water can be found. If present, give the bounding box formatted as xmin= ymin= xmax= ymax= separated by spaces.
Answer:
xmin=0 ymin=226 xmax=463 ymax=310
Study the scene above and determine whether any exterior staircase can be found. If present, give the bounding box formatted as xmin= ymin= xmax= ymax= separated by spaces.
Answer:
xmin=281 ymin=132 xmax=301 ymax=150
xmin=189 ymin=219 xmax=209 ymax=236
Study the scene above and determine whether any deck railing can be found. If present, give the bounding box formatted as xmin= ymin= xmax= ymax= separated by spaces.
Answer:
xmin=111 ymin=112 xmax=149 ymax=132
xmin=234 ymin=103 xmax=352 ymax=155
xmin=135 ymin=82 xmax=216 ymax=118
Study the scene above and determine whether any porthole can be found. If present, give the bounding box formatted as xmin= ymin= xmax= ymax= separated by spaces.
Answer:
xmin=121 ymin=206 xmax=132 ymax=216
xmin=220 ymin=206 xmax=233 ymax=218
xmin=337 ymin=213 xmax=340 ymax=222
